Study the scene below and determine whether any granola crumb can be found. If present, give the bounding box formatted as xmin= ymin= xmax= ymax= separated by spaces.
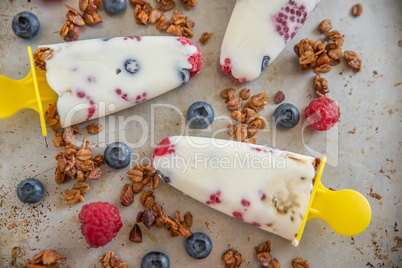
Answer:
xmin=222 ymin=248 xmax=244 ymax=268
xmin=344 ymin=50 xmax=362 ymax=72
xmin=181 ymin=0 xmax=198 ymax=9
xmin=255 ymin=241 xmax=280 ymax=268
xmin=26 ymin=249 xmax=67 ymax=268
xmin=199 ymin=32 xmax=213 ymax=45
xmin=99 ymin=251 xmax=128 ymax=268
xmin=314 ymin=73 xmax=329 ymax=97
xmin=318 ymin=19 xmax=332 ymax=34
xmin=292 ymin=257 xmax=309 ymax=268
xmin=351 ymin=3 xmax=363 ymax=17
xmin=86 ymin=123 xmax=103 ymax=134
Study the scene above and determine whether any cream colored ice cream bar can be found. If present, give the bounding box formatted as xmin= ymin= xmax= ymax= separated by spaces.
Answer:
xmin=152 ymin=136 xmax=317 ymax=246
xmin=41 ymin=36 xmax=202 ymax=127
xmin=220 ymin=0 xmax=320 ymax=82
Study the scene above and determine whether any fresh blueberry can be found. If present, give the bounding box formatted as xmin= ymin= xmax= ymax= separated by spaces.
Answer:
xmin=185 ymin=232 xmax=213 ymax=259
xmin=12 ymin=12 xmax=40 ymax=40
xmin=261 ymin=56 xmax=270 ymax=71
xmin=125 ymin=59 xmax=140 ymax=74
xmin=141 ymin=251 xmax=170 ymax=268
xmin=104 ymin=142 xmax=131 ymax=169
xmin=274 ymin=103 xmax=300 ymax=128
xmin=103 ymin=0 xmax=127 ymax=15
xmin=179 ymin=69 xmax=190 ymax=84
xmin=17 ymin=178 xmax=44 ymax=203
xmin=187 ymin=101 xmax=214 ymax=129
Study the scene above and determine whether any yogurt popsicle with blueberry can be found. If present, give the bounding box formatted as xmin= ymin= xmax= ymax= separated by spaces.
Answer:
xmin=40 ymin=36 xmax=202 ymax=127
xmin=220 ymin=0 xmax=320 ymax=82
xmin=152 ymin=136 xmax=318 ymax=246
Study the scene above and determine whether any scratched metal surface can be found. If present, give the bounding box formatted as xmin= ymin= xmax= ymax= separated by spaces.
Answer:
xmin=0 ymin=0 xmax=401 ymax=267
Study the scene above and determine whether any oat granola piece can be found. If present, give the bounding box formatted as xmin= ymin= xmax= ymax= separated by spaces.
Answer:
xmin=199 ymin=32 xmax=213 ymax=45
xmin=73 ymin=181 xmax=90 ymax=195
xmin=227 ymin=97 xmax=243 ymax=111
xmin=324 ymin=30 xmax=344 ymax=48
xmin=120 ymin=184 xmax=134 ymax=206
xmin=351 ymin=3 xmax=363 ymax=17
xmin=66 ymin=5 xmax=85 ymax=26
xmin=313 ymin=53 xmax=332 ymax=73
xmin=221 ymin=88 xmax=237 ymax=102
xmin=86 ymin=123 xmax=103 ymax=134
xmin=26 ymin=249 xmax=67 ymax=268
xmin=60 ymin=21 xmax=80 ymax=42
xmin=239 ymin=88 xmax=251 ymax=100
xmin=65 ymin=189 xmax=84 ymax=205
xmin=245 ymin=93 xmax=269 ymax=112
xmin=156 ymin=15 xmax=172 ymax=31
xmin=318 ymin=19 xmax=332 ymax=34
xmin=149 ymin=8 xmax=163 ymax=23
xmin=274 ymin=90 xmax=285 ymax=104
xmin=344 ymin=50 xmax=362 ymax=72
xmin=247 ymin=118 xmax=265 ymax=138
xmin=181 ymin=0 xmax=197 ymax=9
xmin=159 ymin=0 xmax=176 ymax=11
xmin=255 ymin=241 xmax=280 ymax=268
xmin=292 ymin=257 xmax=309 ymax=268
xmin=314 ymin=73 xmax=329 ymax=97
xmin=294 ymin=39 xmax=315 ymax=65
xmin=130 ymin=0 xmax=146 ymax=4
xmin=33 ymin=48 xmax=53 ymax=71
xmin=243 ymin=138 xmax=256 ymax=144
xmin=326 ymin=43 xmax=343 ymax=66
xmin=222 ymin=249 xmax=244 ymax=268
xmin=129 ymin=223 xmax=143 ymax=243
xmin=99 ymin=251 xmax=128 ymax=268
xmin=234 ymin=124 xmax=248 ymax=142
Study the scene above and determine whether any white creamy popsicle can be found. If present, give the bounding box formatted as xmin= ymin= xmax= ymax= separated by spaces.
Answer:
xmin=152 ymin=136 xmax=318 ymax=246
xmin=220 ymin=0 xmax=320 ymax=82
xmin=41 ymin=36 xmax=202 ymax=127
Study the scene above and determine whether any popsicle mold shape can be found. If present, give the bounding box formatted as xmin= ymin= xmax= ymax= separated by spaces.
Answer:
xmin=0 ymin=46 xmax=57 ymax=136
xmin=152 ymin=136 xmax=371 ymax=246
xmin=220 ymin=0 xmax=320 ymax=82
xmin=41 ymin=36 xmax=202 ymax=127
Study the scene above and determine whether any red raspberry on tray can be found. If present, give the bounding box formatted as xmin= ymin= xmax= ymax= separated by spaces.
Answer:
xmin=305 ymin=97 xmax=340 ymax=131
xmin=79 ymin=202 xmax=123 ymax=248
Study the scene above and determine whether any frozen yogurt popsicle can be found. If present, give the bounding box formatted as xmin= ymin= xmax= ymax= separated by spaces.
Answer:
xmin=40 ymin=36 xmax=202 ymax=127
xmin=152 ymin=136 xmax=318 ymax=246
xmin=220 ymin=0 xmax=320 ymax=82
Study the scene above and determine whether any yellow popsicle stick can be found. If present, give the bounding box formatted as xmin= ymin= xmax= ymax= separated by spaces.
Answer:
xmin=296 ymin=157 xmax=372 ymax=244
xmin=0 ymin=46 xmax=58 ymax=136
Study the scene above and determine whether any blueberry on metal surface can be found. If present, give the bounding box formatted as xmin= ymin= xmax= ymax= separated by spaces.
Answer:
xmin=17 ymin=178 xmax=44 ymax=203
xmin=274 ymin=103 xmax=300 ymax=128
xmin=185 ymin=232 xmax=213 ymax=259
xmin=103 ymin=0 xmax=127 ymax=15
xmin=141 ymin=251 xmax=170 ymax=268
xmin=12 ymin=12 xmax=40 ymax=39
xmin=187 ymin=101 xmax=214 ymax=129
xmin=104 ymin=142 xmax=132 ymax=169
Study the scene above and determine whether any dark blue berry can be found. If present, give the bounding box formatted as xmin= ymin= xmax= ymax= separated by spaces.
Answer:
xmin=187 ymin=101 xmax=214 ymax=129
xmin=104 ymin=142 xmax=131 ymax=169
xmin=261 ymin=56 xmax=270 ymax=71
xmin=141 ymin=251 xmax=170 ymax=268
xmin=103 ymin=0 xmax=127 ymax=14
xmin=179 ymin=69 xmax=190 ymax=84
xmin=185 ymin=232 xmax=213 ymax=259
xmin=12 ymin=12 xmax=40 ymax=40
xmin=124 ymin=59 xmax=140 ymax=74
xmin=17 ymin=178 xmax=44 ymax=203
xmin=274 ymin=103 xmax=300 ymax=128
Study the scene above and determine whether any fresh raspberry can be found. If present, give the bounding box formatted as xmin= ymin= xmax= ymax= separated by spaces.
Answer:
xmin=305 ymin=97 xmax=340 ymax=131
xmin=79 ymin=202 xmax=122 ymax=248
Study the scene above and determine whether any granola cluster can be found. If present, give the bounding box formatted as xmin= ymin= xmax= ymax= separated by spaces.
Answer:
xmin=221 ymin=88 xmax=268 ymax=144
xmin=25 ymin=249 xmax=68 ymax=268
xmin=132 ymin=0 xmax=196 ymax=38
xmin=199 ymin=32 xmax=213 ymax=45
xmin=55 ymin=137 xmax=104 ymax=205
xmin=292 ymin=257 xmax=309 ymax=268
xmin=60 ymin=1 xmax=102 ymax=42
xmin=99 ymin=251 xmax=128 ymax=268
xmin=255 ymin=241 xmax=280 ymax=268
xmin=135 ymin=191 xmax=193 ymax=238
xmin=222 ymin=249 xmax=244 ymax=268
xmin=33 ymin=48 xmax=53 ymax=71
xmin=294 ymin=19 xmax=362 ymax=97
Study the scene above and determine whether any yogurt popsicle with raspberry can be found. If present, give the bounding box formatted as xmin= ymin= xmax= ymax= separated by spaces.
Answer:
xmin=41 ymin=36 xmax=202 ymax=127
xmin=152 ymin=136 xmax=318 ymax=246
xmin=220 ymin=0 xmax=320 ymax=82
